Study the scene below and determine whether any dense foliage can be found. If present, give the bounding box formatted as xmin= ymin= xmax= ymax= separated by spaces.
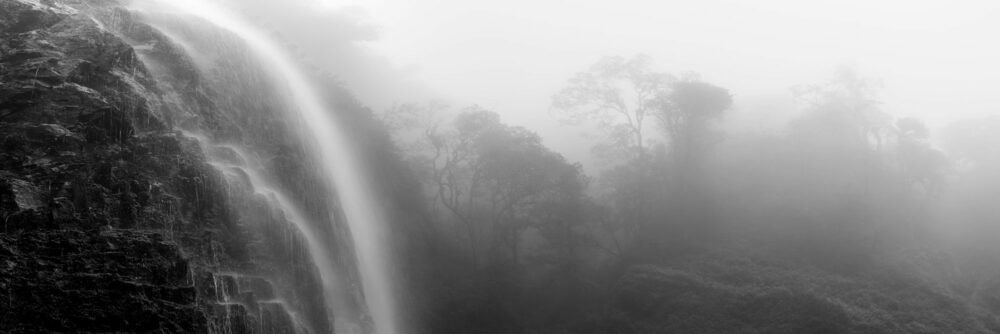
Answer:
xmin=387 ymin=57 xmax=1000 ymax=333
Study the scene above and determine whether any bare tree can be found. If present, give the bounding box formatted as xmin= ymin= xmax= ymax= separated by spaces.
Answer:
xmin=552 ymin=54 xmax=675 ymax=163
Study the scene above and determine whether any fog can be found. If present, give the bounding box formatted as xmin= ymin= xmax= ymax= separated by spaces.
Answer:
xmin=152 ymin=0 xmax=1000 ymax=332
xmin=223 ymin=0 xmax=1000 ymax=171
xmin=8 ymin=0 xmax=1000 ymax=332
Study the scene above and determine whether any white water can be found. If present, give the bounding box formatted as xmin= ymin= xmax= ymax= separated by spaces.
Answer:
xmin=179 ymin=130 xmax=347 ymax=332
xmin=137 ymin=2 xmax=401 ymax=333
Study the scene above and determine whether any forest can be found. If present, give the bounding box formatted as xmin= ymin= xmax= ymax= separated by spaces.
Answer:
xmin=378 ymin=55 xmax=1000 ymax=333
xmin=2 ymin=1 xmax=999 ymax=333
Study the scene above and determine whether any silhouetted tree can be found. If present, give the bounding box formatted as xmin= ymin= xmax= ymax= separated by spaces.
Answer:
xmin=552 ymin=54 xmax=675 ymax=163
xmin=893 ymin=118 xmax=948 ymax=196
xmin=657 ymin=80 xmax=733 ymax=174
xmin=391 ymin=105 xmax=595 ymax=269
xmin=791 ymin=66 xmax=890 ymax=150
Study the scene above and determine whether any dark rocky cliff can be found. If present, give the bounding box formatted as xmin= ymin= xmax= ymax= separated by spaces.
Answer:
xmin=0 ymin=1 xmax=361 ymax=332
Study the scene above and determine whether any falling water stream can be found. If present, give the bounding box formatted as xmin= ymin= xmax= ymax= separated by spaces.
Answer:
xmin=181 ymin=130 xmax=345 ymax=333
xmin=130 ymin=1 xmax=401 ymax=333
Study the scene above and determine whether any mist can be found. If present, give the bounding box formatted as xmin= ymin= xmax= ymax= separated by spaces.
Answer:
xmin=252 ymin=0 xmax=1000 ymax=168
xmin=339 ymin=1 xmax=1000 ymax=332
xmin=3 ymin=0 xmax=1000 ymax=333
xmin=154 ymin=0 xmax=1000 ymax=331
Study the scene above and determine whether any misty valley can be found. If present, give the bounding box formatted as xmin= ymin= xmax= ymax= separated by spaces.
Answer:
xmin=2 ymin=0 xmax=1000 ymax=334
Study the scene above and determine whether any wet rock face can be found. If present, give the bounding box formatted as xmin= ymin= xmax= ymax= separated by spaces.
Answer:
xmin=0 ymin=0 xmax=174 ymax=232
xmin=0 ymin=229 xmax=204 ymax=333
xmin=0 ymin=1 xmax=210 ymax=331
xmin=0 ymin=0 xmax=64 ymax=34
xmin=1 ymin=1 xmax=321 ymax=332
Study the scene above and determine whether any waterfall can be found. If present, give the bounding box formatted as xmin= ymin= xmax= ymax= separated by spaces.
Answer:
xmin=130 ymin=1 xmax=401 ymax=333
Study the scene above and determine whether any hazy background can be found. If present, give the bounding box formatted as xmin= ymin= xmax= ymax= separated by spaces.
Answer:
xmin=218 ymin=0 xmax=1000 ymax=169
xmin=324 ymin=0 xmax=1000 ymax=163
xmin=168 ymin=1 xmax=1000 ymax=332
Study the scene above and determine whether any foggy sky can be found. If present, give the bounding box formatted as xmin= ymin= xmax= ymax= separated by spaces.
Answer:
xmin=229 ymin=0 xmax=1000 ymax=167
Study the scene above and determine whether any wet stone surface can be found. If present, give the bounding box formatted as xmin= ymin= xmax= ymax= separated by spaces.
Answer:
xmin=0 ymin=1 xmax=320 ymax=333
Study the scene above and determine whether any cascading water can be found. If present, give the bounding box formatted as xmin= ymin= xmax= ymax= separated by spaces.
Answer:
xmin=127 ymin=1 xmax=402 ymax=333
xmin=181 ymin=130 xmax=348 ymax=333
